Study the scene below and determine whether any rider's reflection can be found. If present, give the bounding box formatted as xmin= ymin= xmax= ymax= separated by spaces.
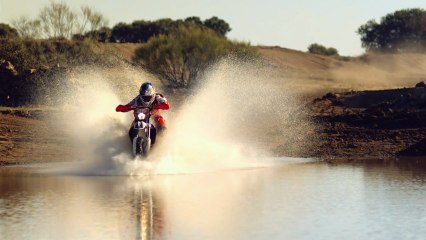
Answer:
xmin=133 ymin=184 xmax=164 ymax=240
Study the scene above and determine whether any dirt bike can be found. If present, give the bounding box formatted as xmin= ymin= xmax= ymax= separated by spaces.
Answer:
xmin=131 ymin=106 xmax=156 ymax=157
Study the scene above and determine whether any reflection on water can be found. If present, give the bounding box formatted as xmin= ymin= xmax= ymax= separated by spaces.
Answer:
xmin=1 ymin=160 xmax=426 ymax=240
xmin=133 ymin=185 xmax=164 ymax=240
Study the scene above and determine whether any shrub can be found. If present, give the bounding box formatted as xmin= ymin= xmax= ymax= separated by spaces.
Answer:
xmin=134 ymin=25 xmax=257 ymax=88
xmin=0 ymin=23 xmax=19 ymax=39
xmin=308 ymin=43 xmax=339 ymax=56
xmin=0 ymin=39 xmax=34 ymax=72
xmin=0 ymin=39 xmax=118 ymax=106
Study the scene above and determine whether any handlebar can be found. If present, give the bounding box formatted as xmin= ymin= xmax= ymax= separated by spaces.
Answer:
xmin=131 ymin=106 xmax=153 ymax=110
xmin=116 ymin=104 xmax=154 ymax=112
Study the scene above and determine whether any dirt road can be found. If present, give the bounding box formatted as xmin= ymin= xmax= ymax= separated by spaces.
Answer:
xmin=0 ymin=110 xmax=75 ymax=165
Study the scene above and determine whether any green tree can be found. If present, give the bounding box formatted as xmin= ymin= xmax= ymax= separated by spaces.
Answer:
xmin=111 ymin=22 xmax=132 ymax=42
xmin=358 ymin=8 xmax=426 ymax=52
xmin=0 ymin=23 xmax=19 ymax=39
xmin=203 ymin=16 xmax=231 ymax=37
xmin=88 ymin=27 xmax=112 ymax=42
xmin=308 ymin=43 xmax=338 ymax=56
xmin=184 ymin=16 xmax=203 ymax=26
xmin=134 ymin=25 xmax=256 ymax=88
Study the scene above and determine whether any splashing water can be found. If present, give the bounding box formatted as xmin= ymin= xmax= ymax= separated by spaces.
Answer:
xmin=50 ymin=58 xmax=313 ymax=176
xmin=152 ymin=59 xmax=312 ymax=174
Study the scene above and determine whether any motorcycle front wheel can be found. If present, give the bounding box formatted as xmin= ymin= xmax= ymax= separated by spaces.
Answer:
xmin=142 ymin=138 xmax=151 ymax=157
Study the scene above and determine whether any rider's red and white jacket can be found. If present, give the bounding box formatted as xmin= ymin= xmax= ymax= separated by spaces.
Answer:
xmin=116 ymin=94 xmax=170 ymax=127
xmin=116 ymin=94 xmax=170 ymax=112
xmin=126 ymin=93 xmax=170 ymax=110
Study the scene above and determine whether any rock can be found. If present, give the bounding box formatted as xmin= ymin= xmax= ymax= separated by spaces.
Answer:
xmin=397 ymin=138 xmax=426 ymax=157
xmin=25 ymin=69 xmax=37 ymax=75
xmin=415 ymin=81 xmax=426 ymax=88
xmin=324 ymin=92 xmax=337 ymax=100
xmin=313 ymin=92 xmax=342 ymax=106
xmin=0 ymin=60 xmax=18 ymax=76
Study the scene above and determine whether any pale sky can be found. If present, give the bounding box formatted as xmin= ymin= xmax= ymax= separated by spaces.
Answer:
xmin=1 ymin=0 xmax=426 ymax=56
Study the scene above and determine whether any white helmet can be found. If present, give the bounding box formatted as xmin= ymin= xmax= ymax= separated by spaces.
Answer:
xmin=139 ymin=82 xmax=156 ymax=105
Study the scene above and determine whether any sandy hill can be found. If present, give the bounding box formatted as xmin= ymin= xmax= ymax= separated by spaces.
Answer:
xmin=259 ymin=46 xmax=426 ymax=95
xmin=105 ymin=43 xmax=426 ymax=97
xmin=104 ymin=43 xmax=141 ymax=63
xmin=257 ymin=46 xmax=341 ymax=77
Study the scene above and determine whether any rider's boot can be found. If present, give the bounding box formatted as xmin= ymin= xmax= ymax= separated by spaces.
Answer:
xmin=157 ymin=125 xmax=167 ymax=135
xmin=128 ymin=125 xmax=137 ymax=143
xmin=150 ymin=127 xmax=157 ymax=145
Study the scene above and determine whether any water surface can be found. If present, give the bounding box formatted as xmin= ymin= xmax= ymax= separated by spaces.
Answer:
xmin=1 ymin=160 xmax=426 ymax=240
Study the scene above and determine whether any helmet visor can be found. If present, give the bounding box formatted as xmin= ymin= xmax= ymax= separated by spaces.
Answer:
xmin=141 ymin=95 xmax=153 ymax=102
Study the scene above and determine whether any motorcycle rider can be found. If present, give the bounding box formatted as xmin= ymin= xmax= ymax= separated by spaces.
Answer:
xmin=115 ymin=82 xmax=170 ymax=145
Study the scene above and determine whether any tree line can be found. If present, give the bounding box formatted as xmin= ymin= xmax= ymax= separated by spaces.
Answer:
xmin=108 ymin=16 xmax=230 ymax=43
xmin=1 ymin=2 xmax=231 ymax=43
xmin=4 ymin=3 xmax=426 ymax=55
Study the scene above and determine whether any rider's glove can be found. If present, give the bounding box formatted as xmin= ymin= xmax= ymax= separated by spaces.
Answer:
xmin=156 ymin=95 xmax=167 ymax=103
xmin=116 ymin=105 xmax=132 ymax=112
xmin=116 ymin=105 xmax=125 ymax=112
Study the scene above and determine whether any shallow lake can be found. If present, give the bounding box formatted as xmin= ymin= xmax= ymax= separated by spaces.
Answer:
xmin=1 ymin=159 xmax=426 ymax=240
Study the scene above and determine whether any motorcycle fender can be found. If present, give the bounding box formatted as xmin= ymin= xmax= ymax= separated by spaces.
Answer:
xmin=132 ymin=136 xmax=138 ymax=156
xmin=138 ymin=127 xmax=149 ymax=140
xmin=133 ymin=121 xmax=147 ymax=130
